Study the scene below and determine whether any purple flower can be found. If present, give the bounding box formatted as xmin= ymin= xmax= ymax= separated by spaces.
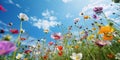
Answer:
xmin=81 ymin=31 xmax=88 ymax=39
xmin=95 ymin=40 xmax=107 ymax=47
xmin=93 ymin=7 xmax=103 ymax=14
xmin=0 ymin=41 xmax=16 ymax=55
xmin=93 ymin=14 xmax=98 ymax=19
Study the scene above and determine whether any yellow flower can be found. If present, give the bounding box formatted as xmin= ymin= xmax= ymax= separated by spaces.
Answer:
xmin=80 ymin=31 xmax=84 ymax=34
xmin=24 ymin=58 xmax=28 ymax=60
xmin=3 ymin=35 xmax=12 ymax=41
xmin=44 ymin=29 xmax=49 ymax=33
xmin=66 ymin=33 xmax=72 ymax=38
xmin=99 ymin=25 xmax=114 ymax=34
xmin=92 ymin=27 xmax=96 ymax=30
xmin=67 ymin=46 xmax=73 ymax=49
xmin=87 ymin=34 xmax=95 ymax=40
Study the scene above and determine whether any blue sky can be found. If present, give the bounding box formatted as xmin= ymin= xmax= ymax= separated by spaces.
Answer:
xmin=0 ymin=0 xmax=119 ymax=44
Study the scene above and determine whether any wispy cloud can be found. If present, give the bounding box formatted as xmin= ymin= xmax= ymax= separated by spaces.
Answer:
xmin=30 ymin=10 xmax=61 ymax=30
xmin=65 ymin=13 xmax=73 ymax=18
xmin=8 ymin=0 xmax=14 ymax=4
xmin=0 ymin=20 xmax=9 ymax=31
xmin=8 ymin=0 xmax=21 ymax=8
xmin=62 ymin=0 xmax=72 ymax=3
xmin=0 ymin=20 xmax=8 ymax=27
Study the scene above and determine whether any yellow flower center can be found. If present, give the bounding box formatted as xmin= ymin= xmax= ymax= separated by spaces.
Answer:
xmin=75 ymin=55 xmax=80 ymax=60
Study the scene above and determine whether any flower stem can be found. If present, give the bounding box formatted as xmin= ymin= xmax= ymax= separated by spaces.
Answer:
xmin=12 ymin=21 xmax=23 ymax=60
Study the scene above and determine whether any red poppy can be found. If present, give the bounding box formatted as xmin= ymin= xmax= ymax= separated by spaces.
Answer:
xmin=0 ymin=5 xmax=6 ymax=12
xmin=51 ymin=33 xmax=62 ymax=40
xmin=10 ymin=29 xmax=19 ymax=34
xmin=58 ymin=51 xmax=63 ymax=56
xmin=24 ymin=50 xmax=32 ymax=54
xmin=43 ymin=55 xmax=48 ymax=60
xmin=57 ymin=46 xmax=63 ymax=51
xmin=48 ymin=41 xmax=54 ymax=46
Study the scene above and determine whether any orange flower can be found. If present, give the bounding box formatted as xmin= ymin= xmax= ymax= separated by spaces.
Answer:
xmin=118 ymin=40 xmax=120 ymax=43
xmin=84 ymin=15 xmax=90 ymax=19
xmin=20 ymin=37 xmax=26 ymax=41
xmin=99 ymin=25 xmax=114 ymax=34
xmin=107 ymin=53 xmax=114 ymax=59
xmin=103 ymin=34 xmax=113 ymax=41
xmin=74 ymin=45 xmax=79 ymax=49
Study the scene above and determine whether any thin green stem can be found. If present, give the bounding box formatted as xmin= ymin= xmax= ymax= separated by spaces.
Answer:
xmin=12 ymin=21 xmax=23 ymax=60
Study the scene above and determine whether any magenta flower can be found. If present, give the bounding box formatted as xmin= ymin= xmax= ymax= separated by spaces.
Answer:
xmin=93 ymin=7 xmax=103 ymax=14
xmin=51 ymin=32 xmax=63 ymax=40
xmin=95 ymin=40 xmax=107 ymax=47
xmin=0 ymin=5 xmax=6 ymax=12
xmin=0 ymin=41 xmax=16 ymax=55
xmin=10 ymin=29 xmax=19 ymax=34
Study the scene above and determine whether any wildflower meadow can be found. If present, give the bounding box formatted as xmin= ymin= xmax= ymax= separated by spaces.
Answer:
xmin=0 ymin=0 xmax=120 ymax=60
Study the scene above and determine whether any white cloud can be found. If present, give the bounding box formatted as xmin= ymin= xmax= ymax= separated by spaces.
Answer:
xmin=33 ymin=19 xmax=60 ymax=30
xmin=30 ymin=10 xmax=61 ymax=30
xmin=42 ymin=10 xmax=51 ymax=17
xmin=49 ymin=16 xmax=57 ymax=20
xmin=62 ymin=0 xmax=72 ymax=3
xmin=30 ymin=16 xmax=38 ymax=21
xmin=8 ymin=0 xmax=21 ymax=8
xmin=42 ymin=10 xmax=57 ymax=20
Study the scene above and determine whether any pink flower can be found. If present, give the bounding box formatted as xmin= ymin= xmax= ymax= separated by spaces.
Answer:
xmin=0 ymin=41 xmax=16 ymax=55
xmin=0 ymin=5 xmax=6 ymax=12
xmin=95 ymin=40 xmax=107 ymax=47
xmin=49 ymin=41 xmax=54 ymax=46
xmin=93 ymin=7 xmax=103 ymax=14
xmin=51 ymin=32 xmax=63 ymax=40
xmin=10 ymin=29 xmax=19 ymax=34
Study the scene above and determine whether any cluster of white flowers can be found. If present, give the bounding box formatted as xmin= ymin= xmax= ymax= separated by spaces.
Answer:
xmin=70 ymin=52 xmax=83 ymax=60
